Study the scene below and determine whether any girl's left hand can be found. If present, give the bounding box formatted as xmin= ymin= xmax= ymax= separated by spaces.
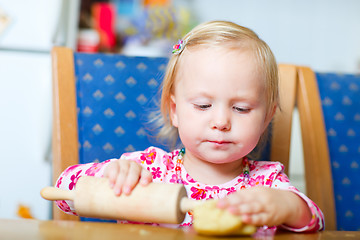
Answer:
xmin=217 ymin=186 xmax=311 ymax=228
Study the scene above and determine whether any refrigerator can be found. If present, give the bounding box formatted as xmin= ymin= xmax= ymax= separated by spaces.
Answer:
xmin=0 ymin=0 xmax=80 ymax=220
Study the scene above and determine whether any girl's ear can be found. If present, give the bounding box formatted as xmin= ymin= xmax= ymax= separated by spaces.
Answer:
xmin=170 ymin=95 xmax=179 ymax=127
xmin=263 ymin=104 xmax=277 ymax=131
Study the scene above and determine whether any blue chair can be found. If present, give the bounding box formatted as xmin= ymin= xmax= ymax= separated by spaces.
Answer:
xmin=315 ymin=72 xmax=360 ymax=231
xmin=297 ymin=67 xmax=360 ymax=230
xmin=51 ymin=47 xmax=334 ymax=228
xmin=74 ymin=51 xmax=169 ymax=164
xmin=51 ymin=47 xmax=168 ymax=221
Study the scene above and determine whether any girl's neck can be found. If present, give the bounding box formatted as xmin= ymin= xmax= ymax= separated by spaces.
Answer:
xmin=182 ymin=151 xmax=244 ymax=185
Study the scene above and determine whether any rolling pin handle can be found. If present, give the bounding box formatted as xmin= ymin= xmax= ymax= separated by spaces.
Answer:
xmin=180 ymin=198 xmax=201 ymax=213
xmin=40 ymin=187 xmax=75 ymax=201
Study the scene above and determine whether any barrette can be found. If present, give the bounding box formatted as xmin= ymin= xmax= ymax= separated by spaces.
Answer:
xmin=172 ymin=39 xmax=185 ymax=55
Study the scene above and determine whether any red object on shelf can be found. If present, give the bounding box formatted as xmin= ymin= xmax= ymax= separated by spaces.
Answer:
xmin=92 ymin=3 xmax=116 ymax=51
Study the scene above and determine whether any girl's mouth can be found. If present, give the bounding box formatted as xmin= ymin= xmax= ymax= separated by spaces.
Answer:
xmin=208 ymin=140 xmax=232 ymax=145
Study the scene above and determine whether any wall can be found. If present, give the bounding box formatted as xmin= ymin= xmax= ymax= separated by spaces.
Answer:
xmin=191 ymin=0 xmax=360 ymax=74
xmin=0 ymin=0 xmax=80 ymax=220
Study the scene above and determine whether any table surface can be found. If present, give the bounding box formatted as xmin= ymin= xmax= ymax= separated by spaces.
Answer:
xmin=1 ymin=219 xmax=359 ymax=240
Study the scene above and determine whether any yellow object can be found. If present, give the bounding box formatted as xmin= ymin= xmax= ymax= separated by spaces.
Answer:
xmin=17 ymin=204 xmax=34 ymax=219
xmin=192 ymin=200 xmax=256 ymax=236
xmin=144 ymin=0 xmax=169 ymax=6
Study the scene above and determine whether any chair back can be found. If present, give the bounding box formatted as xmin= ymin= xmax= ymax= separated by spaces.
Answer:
xmin=52 ymin=47 xmax=168 ymax=220
xmin=296 ymin=67 xmax=336 ymax=230
xmin=74 ymin=51 xmax=169 ymax=164
xmin=315 ymin=72 xmax=360 ymax=231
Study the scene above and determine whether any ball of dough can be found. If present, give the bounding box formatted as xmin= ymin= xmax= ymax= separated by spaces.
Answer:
xmin=192 ymin=199 xmax=256 ymax=236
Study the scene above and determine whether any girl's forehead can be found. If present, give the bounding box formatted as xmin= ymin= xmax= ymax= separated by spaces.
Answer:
xmin=177 ymin=47 xmax=259 ymax=79
xmin=174 ymin=48 xmax=265 ymax=97
xmin=179 ymin=44 xmax=258 ymax=70
xmin=181 ymin=46 xmax=266 ymax=82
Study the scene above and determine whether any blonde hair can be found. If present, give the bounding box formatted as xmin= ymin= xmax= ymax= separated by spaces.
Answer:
xmin=153 ymin=20 xmax=279 ymax=153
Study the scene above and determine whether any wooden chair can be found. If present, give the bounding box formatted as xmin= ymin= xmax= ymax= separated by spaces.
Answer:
xmin=301 ymin=69 xmax=360 ymax=231
xmin=52 ymin=47 xmax=80 ymax=221
xmin=271 ymin=65 xmax=336 ymax=230
xmin=296 ymin=67 xmax=336 ymax=230
xmin=51 ymin=46 xmax=336 ymax=229
xmin=51 ymin=46 xmax=168 ymax=221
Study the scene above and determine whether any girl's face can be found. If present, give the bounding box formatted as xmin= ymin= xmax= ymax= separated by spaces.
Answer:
xmin=170 ymin=46 xmax=274 ymax=165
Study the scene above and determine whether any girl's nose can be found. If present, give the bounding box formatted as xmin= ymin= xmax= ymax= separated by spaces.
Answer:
xmin=211 ymin=109 xmax=231 ymax=131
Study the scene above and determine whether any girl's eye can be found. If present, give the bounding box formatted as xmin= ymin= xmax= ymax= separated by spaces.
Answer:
xmin=233 ymin=106 xmax=250 ymax=113
xmin=194 ymin=104 xmax=211 ymax=110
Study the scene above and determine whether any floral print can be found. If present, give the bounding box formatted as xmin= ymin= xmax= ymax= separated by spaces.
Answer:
xmin=85 ymin=164 xmax=102 ymax=176
xmin=248 ymin=175 xmax=265 ymax=187
xmin=190 ymin=187 xmax=207 ymax=200
xmin=56 ymin=177 xmax=63 ymax=188
xmin=169 ymin=174 xmax=178 ymax=183
xmin=265 ymin=172 xmax=276 ymax=186
xmin=163 ymin=154 xmax=174 ymax=170
xmin=151 ymin=167 xmax=162 ymax=179
xmin=69 ymin=170 xmax=82 ymax=190
xmin=56 ymin=200 xmax=74 ymax=214
xmin=140 ymin=148 xmax=157 ymax=165
xmin=55 ymin=146 xmax=324 ymax=232
xmin=277 ymin=172 xmax=290 ymax=183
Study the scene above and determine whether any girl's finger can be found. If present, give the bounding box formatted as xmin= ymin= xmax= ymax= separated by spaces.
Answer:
xmin=238 ymin=202 xmax=263 ymax=214
xmin=216 ymin=190 xmax=248 ymax=210
xmin=122 ymin=162 xmax=143 ymax=195
xmin=242 ymin=208 xmax=283 ymax=227
xmin=113 ymin=161 xmax=130 ymax=196
xmin=139 ymin=168 xmax=152 ymax=185
xmin=242 ymin=212 xmax=268 ymax=226
xmin=104 ymin=162 xmax=119 ymax=188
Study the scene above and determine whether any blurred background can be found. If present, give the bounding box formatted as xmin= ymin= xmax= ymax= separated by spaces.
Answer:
xmin=0 ymin=0 xmax=359 ymax=220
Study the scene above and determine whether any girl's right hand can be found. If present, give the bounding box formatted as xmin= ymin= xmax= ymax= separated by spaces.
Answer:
xmin=103 ymin=159 xmax=152 ymax=196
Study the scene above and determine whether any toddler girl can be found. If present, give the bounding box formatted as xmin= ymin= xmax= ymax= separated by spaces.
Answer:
xmin=55 ymin=20 xmax=324 ymax=232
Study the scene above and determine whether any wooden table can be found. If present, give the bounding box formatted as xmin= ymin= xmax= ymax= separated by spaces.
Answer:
xmin=1 ymin=219 xmax=359 ymax=240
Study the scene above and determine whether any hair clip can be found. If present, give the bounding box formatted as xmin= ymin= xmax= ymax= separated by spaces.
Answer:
xmin=172 ymin=39 xmax=185 ymax=55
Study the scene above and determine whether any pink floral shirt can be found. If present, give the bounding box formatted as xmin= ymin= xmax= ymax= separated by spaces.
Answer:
xmin=55 ymin=147 xmax=324 ymax=232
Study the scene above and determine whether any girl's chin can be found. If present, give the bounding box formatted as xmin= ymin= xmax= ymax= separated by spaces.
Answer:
xmin=198 ymin=151 xmax=244 ymax=164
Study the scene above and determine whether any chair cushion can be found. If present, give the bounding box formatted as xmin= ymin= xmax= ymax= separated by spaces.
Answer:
xmin=316 ymin=72 xmax=360 ymax=231
xmin=74 ymin=53 xmax=169 ymax=164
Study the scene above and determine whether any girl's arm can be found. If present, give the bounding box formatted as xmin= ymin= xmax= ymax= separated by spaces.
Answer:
xmin=278 ymin=187 xmax=325 ymax=232
xmin=54 ymin=159 xmax=114 ymax=215
xmin=54 ymin=148 xmax=155 ymax=215
xmin=217 ymin=187 xmax=312 ymax=228
xmin=217 ymin=169 xmax=324 ymax=232
xmin=277 ymin=190 xmax=313 ymax=229
xmin=272 ymin=173 xmax=325 ymax=232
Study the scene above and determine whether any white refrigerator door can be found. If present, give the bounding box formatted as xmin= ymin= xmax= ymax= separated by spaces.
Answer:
xmin=0 ymin=51 xmax=52 ymax=220
xmin=0 ymin=0 xmax=63 ymax=51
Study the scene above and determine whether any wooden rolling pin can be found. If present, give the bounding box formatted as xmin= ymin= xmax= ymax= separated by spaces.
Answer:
xmin=41 ymin=176 xmax=198 ymax=224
